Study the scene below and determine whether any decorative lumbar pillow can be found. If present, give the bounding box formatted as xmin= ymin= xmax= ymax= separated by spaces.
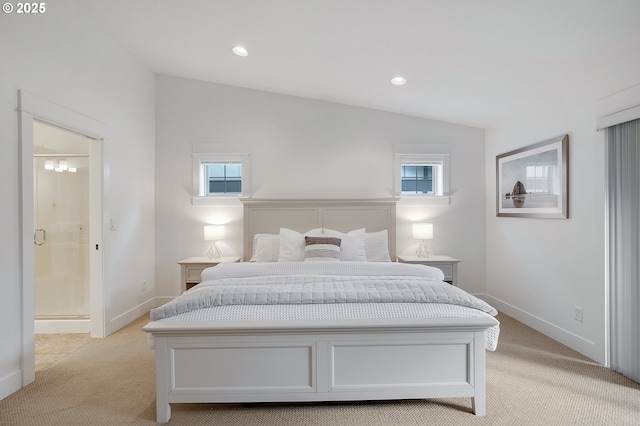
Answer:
xmin=322 ymin=228 xmax=367 ymax=261
xmin=304 ymin=236 xmax=342 ymax=262
xmin=278 ymin=227 xmax=323 ymax=261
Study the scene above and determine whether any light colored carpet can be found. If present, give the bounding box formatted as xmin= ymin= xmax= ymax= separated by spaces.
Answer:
xmin=1 ymin=312 xmax=639 ymax=425
xmin=35 ymin=333 xmax=93 ymax=372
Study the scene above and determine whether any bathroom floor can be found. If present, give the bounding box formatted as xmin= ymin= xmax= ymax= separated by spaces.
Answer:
xmin=35 ymin=333 xmax=93 ymax=372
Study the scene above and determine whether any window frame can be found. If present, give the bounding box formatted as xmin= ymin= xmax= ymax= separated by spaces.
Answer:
xmin=400 ymin=162 xmax=439 ymax=195
xmin=191 ymin=144 xmax=250 ymax=205
xmin=393 ymin=144 xmax=451 ymax=205
xmin=200 ymin=159 xmax=243 ymax=196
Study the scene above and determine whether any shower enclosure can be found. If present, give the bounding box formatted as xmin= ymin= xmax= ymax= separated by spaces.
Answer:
xmin=34 ymin=156 xmax=90 ymax=329
xmin=33 ymin=119 xmax=92 ymax=333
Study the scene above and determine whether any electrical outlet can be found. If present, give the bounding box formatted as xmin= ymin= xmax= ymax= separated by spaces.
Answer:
xmin=141 ymin=280 xmax=147 ymax=292
xmin=574 ymin=306 xmax=583 ymax=322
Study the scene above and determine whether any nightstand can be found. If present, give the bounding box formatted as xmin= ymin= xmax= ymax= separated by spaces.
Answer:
xmin=178 ymin=257 xmax=242 ymax=292
xmin=397 ymin=255 xmax=460 ymax=286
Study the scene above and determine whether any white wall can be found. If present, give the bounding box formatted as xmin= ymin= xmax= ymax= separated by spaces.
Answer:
xmin=155 ymin=75 xmax=486 ymax=299
xmin=0 ymin=1 xmax=155 ymax=399
xmin=485 ymin=51 xmax=640 ymax=364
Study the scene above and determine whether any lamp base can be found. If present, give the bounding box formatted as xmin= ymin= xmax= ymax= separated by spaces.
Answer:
xmin=207 ymin=242 xmax=221 ymax=259
xmin=416 ymin=241 xmax=430 ymax=258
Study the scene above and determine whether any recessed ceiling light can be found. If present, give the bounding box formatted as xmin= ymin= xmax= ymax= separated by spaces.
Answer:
xmin=391 ymin=76 xmax=407 ymax=86
xmin=232 ymin=46 xmax=248 ymax=57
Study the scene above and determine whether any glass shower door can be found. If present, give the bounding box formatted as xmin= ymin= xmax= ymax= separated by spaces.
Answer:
xmin=34 ymin=156 xmax=90 ymax=319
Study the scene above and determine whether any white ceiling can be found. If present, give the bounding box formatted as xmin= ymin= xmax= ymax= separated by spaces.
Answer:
xmin=84 ymin=0 xmax=640 ymax=128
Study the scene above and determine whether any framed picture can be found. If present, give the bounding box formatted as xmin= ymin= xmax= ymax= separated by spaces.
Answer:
xmin=496 ymin=134 xmax=569 ymax=218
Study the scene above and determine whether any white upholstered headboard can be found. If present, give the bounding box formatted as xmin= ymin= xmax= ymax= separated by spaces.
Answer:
xmin=241 ymin=198 xmax=397 ymax=261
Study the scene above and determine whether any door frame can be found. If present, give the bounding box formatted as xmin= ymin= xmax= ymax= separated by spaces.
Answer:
xmin=18 ymin=90 xmax=106 ymax=386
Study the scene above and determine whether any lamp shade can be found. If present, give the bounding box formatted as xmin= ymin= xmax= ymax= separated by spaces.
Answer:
xmin=204 ymin=225 xmax=225 ymax=241
xmin=412 ymin=223 xmax=433 ymax=240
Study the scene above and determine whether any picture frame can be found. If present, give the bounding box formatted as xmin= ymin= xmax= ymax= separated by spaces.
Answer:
xmin=496 ymin=134 xmax=569 ymax=218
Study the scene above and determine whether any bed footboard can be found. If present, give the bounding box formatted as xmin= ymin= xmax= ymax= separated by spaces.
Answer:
xmin=144 ymin=317 xmax=495 ymax=423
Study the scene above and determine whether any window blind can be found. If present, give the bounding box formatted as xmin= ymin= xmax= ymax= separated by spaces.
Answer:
xmin=606 ymin=118 xmax=640 ymax=382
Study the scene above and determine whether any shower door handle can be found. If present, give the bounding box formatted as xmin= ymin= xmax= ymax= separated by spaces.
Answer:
xmin=34 ymin=228 xmax=46 ymax=246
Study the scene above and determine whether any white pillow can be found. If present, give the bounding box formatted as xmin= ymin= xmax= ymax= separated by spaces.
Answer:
xmin=323 ymin=228 xmax=367 ymax=261
xmin=278 ymin=227 xmax=323 ymax=261
xmin=250 ymin=233 xmax=280 ymax=262
xmin=365 ymin=230 xmax=391 ymax=262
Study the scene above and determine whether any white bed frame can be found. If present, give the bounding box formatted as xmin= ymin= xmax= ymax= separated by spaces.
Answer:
xmin=144 ymin=199 xmax=497 ymax=423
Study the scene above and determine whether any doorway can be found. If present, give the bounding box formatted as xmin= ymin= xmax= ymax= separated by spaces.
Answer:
xmin=33 ymin=120 xmax=92 ymax=333
xmin=19 ymin=90 xmax=106 ymax=387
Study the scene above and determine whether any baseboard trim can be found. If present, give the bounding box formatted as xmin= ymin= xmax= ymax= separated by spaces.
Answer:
xmin=107 ymin=298 xmax=156 ymax=336
xmin=0 ymin=370 xmax=22 ymax=401
xmin=486 ymin=295 xmax=602 ymax=363
xmin=35 ymin=319 xmax=91 ymax=334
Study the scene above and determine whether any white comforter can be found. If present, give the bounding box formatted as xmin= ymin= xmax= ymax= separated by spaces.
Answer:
xmin=151 ymin=261 xmax=500 ymax=350
xmin=151 ymin=261 xmax=497 ymax=320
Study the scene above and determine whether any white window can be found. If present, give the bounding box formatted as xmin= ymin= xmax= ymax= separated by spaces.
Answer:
xmin=394 ymin=144 xmax=450 ymax=203
xmin=197 ymin=157 xmax=243 ymax=196
xmin=400 ymin=159 xmax=444 ymax=195
xmin=192 ymin=144 xmax=250 ymax=204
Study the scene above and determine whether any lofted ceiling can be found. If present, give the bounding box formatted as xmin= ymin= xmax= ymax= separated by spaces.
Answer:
xmin=84 ymin=0 xmax=640 ymax=128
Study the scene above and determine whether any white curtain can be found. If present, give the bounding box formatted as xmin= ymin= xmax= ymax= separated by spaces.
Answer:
xmin=606 ymin=118 xmax=640 ymax=382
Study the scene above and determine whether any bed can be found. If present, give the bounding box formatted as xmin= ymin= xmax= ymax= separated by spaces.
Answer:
xmin=143 ymin=198 xmax=499 ymax=423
